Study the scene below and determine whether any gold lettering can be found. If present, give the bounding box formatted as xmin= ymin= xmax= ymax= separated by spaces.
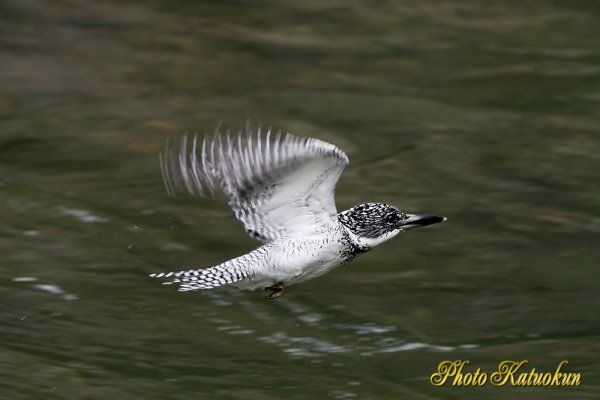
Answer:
xmin=430 ymin=360 xmax=467 ymax=386
xmin=542 ymin=373 xmax=552 ymax=385
xmin=474 ymin=368 xmax=488 ymax=386
xmin=531 ymin=370 xmax=543 ymax=386
xmin=430 ymin=359 xmax=581 ymax=387
xmin=490 ymin=360 xmax=528 ymax=386
xmin=452 ymin=360 xmax=469 ymax=386
xmin=525 ymin=368 xmax=537 ymax=386
xmin=551 ymin=360 xmax=566 ymax=386
xmin=566 ymin=372 xmax=581 ymax=386
xmin=515 ymin=372 xmax=528 ymax=386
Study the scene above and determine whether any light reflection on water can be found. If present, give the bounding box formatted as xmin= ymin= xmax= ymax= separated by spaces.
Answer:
xmin=160 ymin=287 xmax=479 ymax=360
xmin=13 ymin=277 xmax=79 ymax=301
xmin=56 ymin=207 xmax=109 ymax=224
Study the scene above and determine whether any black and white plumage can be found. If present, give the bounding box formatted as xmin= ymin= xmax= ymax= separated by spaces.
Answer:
xmin=150 ymin=125 xmax=445 ymax=298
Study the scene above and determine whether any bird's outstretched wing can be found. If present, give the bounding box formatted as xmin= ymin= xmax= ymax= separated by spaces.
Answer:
xmin=160 ymin=125 xmax=349 ymax=241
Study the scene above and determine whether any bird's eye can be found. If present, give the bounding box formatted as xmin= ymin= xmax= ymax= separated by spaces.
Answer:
xmin=384 ymin=214 xmax=400 ymax=224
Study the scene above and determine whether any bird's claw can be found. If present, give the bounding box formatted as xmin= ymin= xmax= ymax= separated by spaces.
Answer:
xmin=265 ymin=282 xmax=285 ymax=299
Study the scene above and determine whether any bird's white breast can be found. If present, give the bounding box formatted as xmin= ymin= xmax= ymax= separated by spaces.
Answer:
xmin=232 ymin=228 xmax=349 ymax=290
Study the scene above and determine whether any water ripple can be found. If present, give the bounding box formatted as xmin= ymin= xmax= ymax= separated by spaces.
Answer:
xmin=260 ymin=332 xmax=349 ymax=358
xmin=56 ymin=206 xmax=108 ymax=223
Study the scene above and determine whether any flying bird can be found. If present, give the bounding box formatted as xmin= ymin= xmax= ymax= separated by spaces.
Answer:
xmin=151 ymin=125 xmax=445 ymax=299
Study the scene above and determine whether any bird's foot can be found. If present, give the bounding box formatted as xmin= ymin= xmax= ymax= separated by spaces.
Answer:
xmin=265 ymin=282 xmax=285 ymax=299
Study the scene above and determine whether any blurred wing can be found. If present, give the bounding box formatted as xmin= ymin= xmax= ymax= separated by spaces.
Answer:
xmin=161 ymin=126 xmax=349 ymax=242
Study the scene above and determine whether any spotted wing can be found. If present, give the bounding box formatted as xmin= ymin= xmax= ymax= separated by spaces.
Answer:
xmin=160 ymin=125 xmax=349 ymax=241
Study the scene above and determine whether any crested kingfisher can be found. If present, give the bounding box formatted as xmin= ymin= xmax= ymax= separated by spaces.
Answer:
xmin=150 ymin=125 xmax=445 ymax=299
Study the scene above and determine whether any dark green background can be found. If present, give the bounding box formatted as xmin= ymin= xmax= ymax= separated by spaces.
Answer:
xmin=1 ymin=1 xmax=598 ymax=399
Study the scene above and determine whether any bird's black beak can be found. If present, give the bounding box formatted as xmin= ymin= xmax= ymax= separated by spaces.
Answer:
xmin=399 ymin=214 xmax=446 ymax=230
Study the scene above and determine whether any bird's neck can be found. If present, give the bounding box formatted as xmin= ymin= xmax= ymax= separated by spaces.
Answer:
xmin=337 ymin=214 xmax=372 ymax=254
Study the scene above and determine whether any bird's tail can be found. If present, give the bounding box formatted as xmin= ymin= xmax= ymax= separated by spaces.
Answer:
xmin=149 ymin=263 xmax=249 ymax=291
xmin=150 ymin=247 xmax=268 ymax=291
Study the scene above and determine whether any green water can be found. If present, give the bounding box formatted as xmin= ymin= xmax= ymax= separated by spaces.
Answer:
xmin=1 ymin=1 xmax=599 ymax=399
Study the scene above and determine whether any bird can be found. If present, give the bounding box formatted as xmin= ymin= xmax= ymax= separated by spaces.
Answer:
xmin=150 ymin=124 xmax=445 ymax=299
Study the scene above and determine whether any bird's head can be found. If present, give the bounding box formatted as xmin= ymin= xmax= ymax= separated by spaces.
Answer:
xmin=338 ymin=203 xmax=445 ymax=250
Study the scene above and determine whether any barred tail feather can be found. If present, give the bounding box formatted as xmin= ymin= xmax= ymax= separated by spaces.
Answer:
xmin=150 ymin=247 xmax=270 ymax=292
xmin=150 ymin=263 xmax=249 ymax=291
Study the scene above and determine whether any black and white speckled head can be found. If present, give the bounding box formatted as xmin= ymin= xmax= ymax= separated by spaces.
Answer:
xmin=338 ymin=203 xmax=445 ymax=250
